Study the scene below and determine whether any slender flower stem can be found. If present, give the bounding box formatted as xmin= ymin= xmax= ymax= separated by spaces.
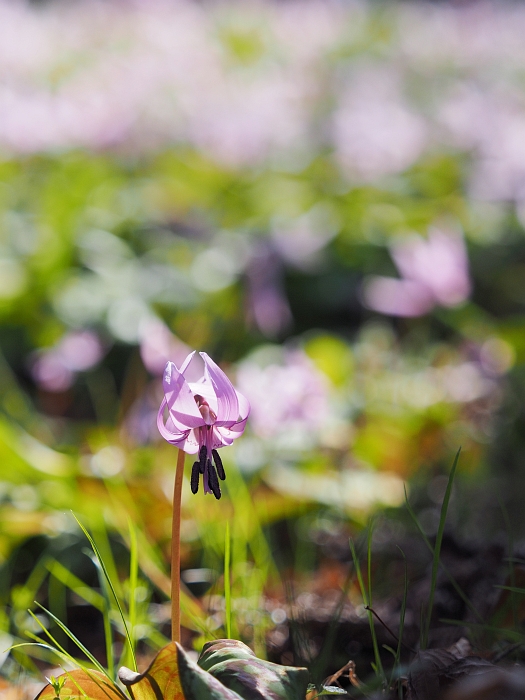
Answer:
xmin=171 ymin=448 xmax=185 ymax=642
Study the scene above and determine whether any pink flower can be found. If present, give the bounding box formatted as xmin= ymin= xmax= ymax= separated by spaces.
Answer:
xmin=157 ymin=351 xmax=250 ymax=499
xmin=31 ymin=330 xmax=104 ymax=392
xmin=362 ymin=228 xmax=471 ymax=317
xmin=139 ymin=317 xmax=191 ymax=377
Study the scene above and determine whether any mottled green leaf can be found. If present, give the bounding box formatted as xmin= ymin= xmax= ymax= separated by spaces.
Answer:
xmin=176 ymin=644 xmax=243 ymax=700
xmin=195 ymin=639 xmax=309 ymax=700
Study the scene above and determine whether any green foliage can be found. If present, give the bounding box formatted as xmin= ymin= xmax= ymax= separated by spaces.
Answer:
xmin=184 ymin=639 xmax=309 ymax=700
xmin=421 ymin=449 xmax=460 ymax=650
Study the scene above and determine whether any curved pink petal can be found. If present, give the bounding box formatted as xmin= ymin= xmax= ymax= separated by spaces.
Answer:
xmin=200 ymin=352 xmax=239 ymax=425
xmin=214 ymin=388 xmax=250 ymax=429
xmin=216 ymin=419 xmax=247 ymax=442
xmin=237 ymin=391 xmax=250 ymax=421
xmin=213 ymin=427 xmax=234 ymax=448
xmin=215 ymin=394 xmax=249 ymax=439
xmin=174 ymin=429 xmax=200 ymax=454
xmin=179 ymin=351 xmax=196 ymax=375
xmin=163 ymin=361 xmax=204 ymax=429
xmin=157 ymin=398 xmax=190 ymax=444
xmin=187 ymin=381 xmax=218 ymax=414
xmin=157 ymin=399 xmax=201 ymax=453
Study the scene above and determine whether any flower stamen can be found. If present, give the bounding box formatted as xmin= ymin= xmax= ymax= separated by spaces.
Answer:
xmin=212 ymin=449 xmax=225 ymax=481
xmin=198 ymin=444 xmax=207 ymax=474
xmin=207 ymin=459 xmax=221 ymax=500
xmin=190 ymin=461 xmax=200 ymax=494
xmin=194 ymin=394 xmax=217 ymax=425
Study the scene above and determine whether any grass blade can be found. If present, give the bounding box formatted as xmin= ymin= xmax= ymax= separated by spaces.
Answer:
xmin=495 ymin=585 xmax=525 ymax=594
xmin=440 ymin=618 xmax=525 ymax=643
xmin=73 ymin=513 xmax=137 ymax=673
xmin=27 ymin=611 xmax=73 ymax=665
xmin=498 ymin=496 xmax=518 ymax=630
xmin=126 ymin=517 xmax=139 ymax=668
xmin=85 ymin=550 xmax=115 ymax=680
xmin=421 ymin=448 xmax=461 ymax=649
xmin=33 ymin=604 xmax=109 ymax=678
xmin=350 ymin=534 xmax=384 ymax=681
xmin=367 ymin=519 xmax=374 ymax=619
xmin=390 ymin=547 xmax=408 ymax=685
xmin=404 ymin=487 xmax=482 ymax=623
xmin=11 ymin=640 xmax=87 ymax=668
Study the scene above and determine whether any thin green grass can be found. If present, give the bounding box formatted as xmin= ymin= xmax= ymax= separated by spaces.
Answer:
xmin=11 ymin=513 xmax=160 ymax=684
xmin=73 ymin=513 xmax=137 ymax=673
xmin=495 ymin=584 xmax=525 ymax=595
xmin=84 ymin=549 xmax=116 ymax=679
xmin=440 ymin=618 xmax=525 ymax=643
xmin=350 ymin=526 xmax=384 ymax=683
xmin=498 ymin=496 xmax=518 ymax=630
xmin=420 ymin=447 xmax=461 ymax=650
xmin=12 ymin=614 xmax=118 ymax=684
xmin=196 ymin=461 xmax=276 ymax=654
xmin=32 ymin=605 xmax=109 ymax=678
xmin=390 ymin=546 xmax=408 ymax=689
xmin=404 ymin=490 xmax=483 ymax=624
xmin=126 ymin=518 xmax=139 ymax=670
xmin=103 ymin=476 xmax=211 ymax=639
xmin=12 ymin=639 xmax=88 ymax=671
xmin=405 ymin=449 xmax=484 ymax=646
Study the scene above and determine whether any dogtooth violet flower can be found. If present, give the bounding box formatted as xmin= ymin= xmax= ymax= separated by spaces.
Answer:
xmin=157 ymin=351 xmax=250 ymax=499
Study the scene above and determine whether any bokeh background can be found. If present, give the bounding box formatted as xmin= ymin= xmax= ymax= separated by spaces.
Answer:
xmin=1 ymin=0 xmax=525 ymax=685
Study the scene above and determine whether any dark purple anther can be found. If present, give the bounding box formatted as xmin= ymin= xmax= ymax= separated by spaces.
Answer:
xmin=212 ymin=449 xmax=225 ymax=480
xmin=199 ymin=445 xmax=207 ymax=474
xmin=207 ymin=459 xmax=221 ymax=500
xmin=191 ymin=461 xmax=200 ymax=494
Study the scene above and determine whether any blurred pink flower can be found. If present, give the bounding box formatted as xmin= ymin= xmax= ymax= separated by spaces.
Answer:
xmin=32 ymin=330 xmax=104 ymax=392
xmin=363 ymin=228 xmax=471 ymax=317
xmin=333 ymin=68 xmax=427 ymax=181
xmin=157 ymin=351 xmax=250 ymax=499
xmin=236 ymin=349 xmax=329 ymax=442
xmin=245 ymin=242 xmax=292 ymax=338
xmin=139 ymin=318 xmax=191 ymax=377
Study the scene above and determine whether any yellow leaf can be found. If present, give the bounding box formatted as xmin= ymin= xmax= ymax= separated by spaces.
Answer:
xmin=119 ymin=642 xmax=184 ymax=700
xmin=36 ymin=669 xmax=125 ymax=700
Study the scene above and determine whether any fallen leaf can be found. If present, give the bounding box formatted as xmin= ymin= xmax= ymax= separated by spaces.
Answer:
xmin=119 ymin=642 xmax=184 ymax=700
xmin=35 ymin=669 xmax=125 ymax=700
